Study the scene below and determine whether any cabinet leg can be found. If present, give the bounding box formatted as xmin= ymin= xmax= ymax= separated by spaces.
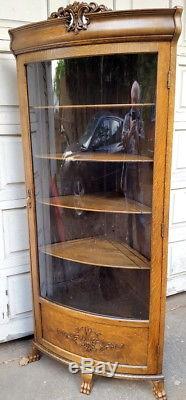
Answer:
xmin=19 ymin=343 xmax=41 ymax=366
xmin=152 ymin=380 xmax=167 ymax=400
xmin=80 ymin=373 xmax=93 ymax=395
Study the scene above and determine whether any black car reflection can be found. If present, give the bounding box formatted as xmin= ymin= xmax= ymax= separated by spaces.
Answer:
xmin=80 ymin=113 xmax=123 ymax=153
xmin=60 ymin=114 xmax=124 ymax=197
xmin=64 ymin=113 xmax=124 ymax=154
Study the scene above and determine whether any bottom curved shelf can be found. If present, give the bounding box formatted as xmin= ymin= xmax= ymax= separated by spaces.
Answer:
xmin=40 ymin=238 xmax=150 ymax=320
xmin=42 ymin=237 xmax=150 ymax=270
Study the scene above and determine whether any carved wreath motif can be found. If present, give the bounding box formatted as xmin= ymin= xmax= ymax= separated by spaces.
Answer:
xmin=49 ymin=2 xmax=111 ymax=34
xmin=56 ymin=326 xmax=124 ymax=352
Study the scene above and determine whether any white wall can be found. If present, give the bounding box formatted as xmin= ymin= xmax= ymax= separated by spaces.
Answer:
xmin=168 ymin=0 xmax=186 ymax=293
xmin=0 ymin=1 xmax=48 ymax=342
xmin=0 ymin=0 xmax=185 ymax=341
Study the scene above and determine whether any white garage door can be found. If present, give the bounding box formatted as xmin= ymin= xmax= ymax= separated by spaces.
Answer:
xmin=0 ymin=1 xmax=48 ymax=342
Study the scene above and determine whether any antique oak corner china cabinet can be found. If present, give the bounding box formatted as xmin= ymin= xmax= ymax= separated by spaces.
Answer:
xmin=9 ymin=3 xmax=182 ymax=398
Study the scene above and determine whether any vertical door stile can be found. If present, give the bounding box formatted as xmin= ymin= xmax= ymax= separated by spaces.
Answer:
xmin=147 ymin=42 xmax=171 ymax=373
xmin=16 ymin=56 xmax=42 ymax=341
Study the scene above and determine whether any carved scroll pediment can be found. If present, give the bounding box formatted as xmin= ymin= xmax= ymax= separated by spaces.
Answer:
xmin=49 ymin=2 xmax=111 ymax=34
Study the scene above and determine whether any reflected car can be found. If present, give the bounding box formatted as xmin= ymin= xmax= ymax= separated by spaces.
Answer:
xmin=62 ymin=113 xmax=124 ymax=154
xmin=60 ymin=113 xmax=124 ymax=197
xmin=79 ymin=113 xmax=124 ymax=153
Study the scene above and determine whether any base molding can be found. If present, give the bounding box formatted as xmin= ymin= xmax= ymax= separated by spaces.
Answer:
xmin=34 ymin=340 xmax=162 ymax=378
xmin=27 ymin=340 xmax=166 ymax=397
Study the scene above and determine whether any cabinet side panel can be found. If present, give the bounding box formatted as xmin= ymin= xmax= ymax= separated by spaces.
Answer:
xmin=158 ymin=42 xmax=178 ymax=371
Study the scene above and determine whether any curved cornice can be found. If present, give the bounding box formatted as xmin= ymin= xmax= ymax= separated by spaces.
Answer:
xmin=9 ymin=6 xmax=183 ymax=56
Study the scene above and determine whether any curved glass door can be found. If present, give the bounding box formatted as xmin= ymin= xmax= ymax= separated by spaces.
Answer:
xmin=27 ymin=53 xmax=157 ymax=320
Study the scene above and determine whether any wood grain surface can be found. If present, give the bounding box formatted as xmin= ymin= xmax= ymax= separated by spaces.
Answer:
xmin=40 ymin=193 xmax=152 ymax=214
xmin=35 ymin=152 xmax=153 ymax=163
xmin=42 ymin=237 xmax=150 ymax=269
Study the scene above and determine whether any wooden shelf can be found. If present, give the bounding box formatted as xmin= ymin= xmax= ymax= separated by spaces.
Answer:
xmin=41 ymin=237 xmax=150 ymax=270
xmin=41 ymin=193 xmax=151 ymax=214
xmin=31 ymin=103 xmax=155 ymax=109
xmin=35 ymin=152 xmax=153 ymax=163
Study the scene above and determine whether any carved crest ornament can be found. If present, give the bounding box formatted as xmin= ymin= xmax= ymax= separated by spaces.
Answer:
xmin=56 ymin=326 xmax=124 ymax=352
xmin=49 ymin=2 xmax=111 ymax=34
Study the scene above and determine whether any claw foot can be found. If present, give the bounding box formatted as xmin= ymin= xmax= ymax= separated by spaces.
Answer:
xmin=152 ymin=380 xmax=167 ymax=400
xmin=19 ymin=344 xmax=40 ymax=366
xmin=80 ymin=373 xmax=93 ymax=395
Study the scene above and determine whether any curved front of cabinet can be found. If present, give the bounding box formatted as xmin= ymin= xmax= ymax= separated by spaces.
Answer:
xmin=38 ymin=298 xmax=149 ymax=374
xmin=26 ymin=50 xmax=157 ymax=375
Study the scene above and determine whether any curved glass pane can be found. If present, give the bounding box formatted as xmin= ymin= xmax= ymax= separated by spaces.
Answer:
xmin=27 ymin=53 xmax=157 ymax=319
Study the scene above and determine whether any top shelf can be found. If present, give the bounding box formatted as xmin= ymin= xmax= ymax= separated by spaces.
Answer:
xmin=30 ymin=103 xmax=155 ymax=110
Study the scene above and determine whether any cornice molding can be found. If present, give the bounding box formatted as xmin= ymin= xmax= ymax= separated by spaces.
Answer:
xmin=9 ymin=6 xmax=183 ymax=56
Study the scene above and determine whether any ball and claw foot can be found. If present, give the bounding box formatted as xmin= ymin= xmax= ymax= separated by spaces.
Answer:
xmin=80 ymin=373 xmax=93 ymax=395
xmin=19 ymin=345 xmax=40 ymax=366
xmin=152 ymin=380 xmax=167 ymax=400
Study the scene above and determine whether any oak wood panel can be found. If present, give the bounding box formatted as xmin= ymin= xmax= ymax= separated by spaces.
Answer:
xmin=40 ymin=194 xmax=152 ymax=214
xmin=40 ymin=299 xmax=149 ymax=365
xmin=14 ymin=42 xmax=160 ymax=66
xmin=35 ymin=152 xmax=153 ymax=163
xmin=9 ymin=8 xmax=181 ymax=56
xmin=41 ymin=237 xmax=150 ymax=269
